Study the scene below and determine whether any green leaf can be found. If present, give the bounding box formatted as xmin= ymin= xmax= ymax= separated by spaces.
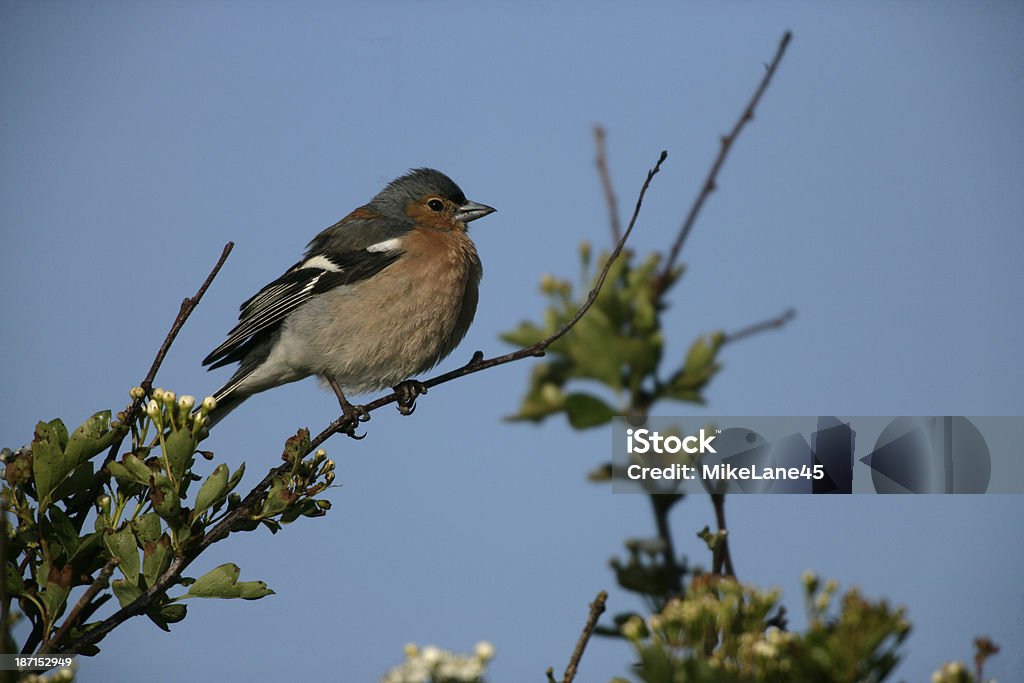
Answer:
xmin=108 ymin=453 xmax=154 ymax=486
xmin=186 ymin=563 xmax=274 ymax=600
xmin=33 ymin=420 xmax=72 ymax=510
xmin=64 ymin=411 xmax=118 ymax=465
xmin=41 ymin=561 xmax=72 ymax=623
xmin=225 ymin=462 xmax=246 ymax=496
xmin=564 ymin=393 xmax=617 ymax=429
xmin=505 ymin=377 xmax=566 ymax=423
xmin=111 ymin=578 xmax=143 ymax=608
xmin=142 ymin=535 xmax=172 ymax=586
xmin=131 ymin=512 xmax=163 ymax=546
xmin=150 ymin=473 xmax=181 ymax=522
xmin=258 ymin=479 xmax=295 ymax=519
xmin=193 ymin=463 xmax=230 ymax=519
xmin=565 ymin=310 xmax=623 ymax=389
xmin=47 ymin=506 xmax=80 ymax=557
xmin=163 ymin=429 xmax=196 ymax=482
xmin=282 ymin=429 xmax=310 ymax=465
xmin=499 ymin=321 xmax=550 ymax=347
xmin=68 ymin=530 xmax=105 ymax=564
xmin=5 ymin=563 xmax=26 ymax=595
xmin=103 ymin=528 xmax=140 ymax=584
xmin=51 ymin=460 xmax=96 ymax=506
xmin=147 ymin=602 xmax=187 ymax=632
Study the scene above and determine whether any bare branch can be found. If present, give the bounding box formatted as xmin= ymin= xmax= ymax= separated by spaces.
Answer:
xmin=593 ymin=126 xmax=622 ymax=243
xmin=722 ymin=307 xmax=796 ymax=347
xmin=659 ymin=31 xmax=792 ymax=288
xmin=560 ymin=591 xmax=608 ymax=683
xmin=309 ymin=150 xmax=669 ymax=450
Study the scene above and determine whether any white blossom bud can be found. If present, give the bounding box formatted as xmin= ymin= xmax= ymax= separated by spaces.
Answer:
xmin=474 ymin=641 xmax=495 ymax=661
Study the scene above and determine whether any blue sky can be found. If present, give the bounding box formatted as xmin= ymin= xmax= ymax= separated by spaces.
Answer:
xmin=2 ymin=2 xmax=1022 ymax=681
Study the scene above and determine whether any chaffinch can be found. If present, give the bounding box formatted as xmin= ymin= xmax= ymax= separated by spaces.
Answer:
xmin=203 ymin=168 xmax=495 ymax=426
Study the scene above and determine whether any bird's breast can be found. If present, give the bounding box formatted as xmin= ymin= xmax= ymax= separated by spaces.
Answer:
xmin=294 ymin=227 xmax=482 ymax=393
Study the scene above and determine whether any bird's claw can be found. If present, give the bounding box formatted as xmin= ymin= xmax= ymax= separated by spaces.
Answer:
xmin=393 ymin=380 xmax=427 ymax=416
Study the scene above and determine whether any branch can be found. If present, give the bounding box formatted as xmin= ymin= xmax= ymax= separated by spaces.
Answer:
xmin=559 ymin=590 xmax=607 ymax=683
xmin=709 ymin=494 xmax=735 ymax=577
xmin=308 ymin=150 xmax=669 ymax=451
xmin=593 ymin=126 xmax=622 ymax=243
xmin=659 ymin=31 xmax=792 ymax=287
xmin=722 ymin=307 xmax=796 ymax=347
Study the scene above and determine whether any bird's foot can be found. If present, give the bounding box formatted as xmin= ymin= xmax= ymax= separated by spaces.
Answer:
xmin=329 ymin=377 xmax=370 ymax=438
xmin=393 ymin=380 xmax=428 ymax=416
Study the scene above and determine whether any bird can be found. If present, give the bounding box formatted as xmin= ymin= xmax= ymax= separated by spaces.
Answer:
xmin=202 ymin=168 xmax=495 ymax=427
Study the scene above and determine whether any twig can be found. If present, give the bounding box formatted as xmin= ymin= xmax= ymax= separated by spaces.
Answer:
xmin=658 ymin=31 xmax=792 ymax=288
xmin=560 ymin=591 xmax=607 ymax=683
xmin=722 ymin=307 xmax=795 ymax=347
xmin=69 ymin=243 xmax=234 ymax=530
xmin=309 ymin=150 xmax=669 ymax=451
xmin=593 ymin=126 xmax=622 ymax=243
xmin=710 ymin=494 xmax=735 ymax=577
xmin=38 ymin=559 xmax=119 ymax=654
xmin=110 ymin=242 xmax=235 ymax=453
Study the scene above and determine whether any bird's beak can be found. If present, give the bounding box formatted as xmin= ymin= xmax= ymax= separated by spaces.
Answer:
xmin=455 ymin=200 xmax=496 ymax=224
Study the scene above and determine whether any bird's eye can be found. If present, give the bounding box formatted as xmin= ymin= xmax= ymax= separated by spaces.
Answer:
xmin=427 ymin=198 xmax=445 ymax=212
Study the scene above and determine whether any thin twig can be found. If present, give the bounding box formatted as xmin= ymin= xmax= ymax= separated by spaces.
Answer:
xmin=659 ymin=31 xmax=792 ymax=288
xmin=561 ymin=591 xmax=607 ymax=683
xmin=69 ymin=243 xmax=234 ymax=530
xmin=710 ymin=494 xmax=735 ymax=577
xmin=722 ymin=307 xmax=795 ymax=347
xmin=38 ymin=559 xmax=119 ymax=654
xmin=309 ymin=150 xmax=669 ymax=451
xmin=111 ymin=241 xmax=235 ymax=454
xmin=593 ymin=126 xmax=622 ymax=243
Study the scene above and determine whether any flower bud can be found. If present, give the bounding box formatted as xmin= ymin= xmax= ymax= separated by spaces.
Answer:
xmin=474 ymin=641 xmax=495 ymax=661
xmin=202 ymin=396 xmax=217 ymax=412
xmin=178 ymin=395 xmax=196 ymax=412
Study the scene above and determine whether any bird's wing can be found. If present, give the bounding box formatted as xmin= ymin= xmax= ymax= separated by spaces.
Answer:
xmin=203 ymin=245 xmax=403 ymax=370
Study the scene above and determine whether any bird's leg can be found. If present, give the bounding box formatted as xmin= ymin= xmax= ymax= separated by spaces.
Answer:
xmin=393 ymin=380 xmax=428 ymax=416
xmin=328 ymin=377 xmax=370 ymax=425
